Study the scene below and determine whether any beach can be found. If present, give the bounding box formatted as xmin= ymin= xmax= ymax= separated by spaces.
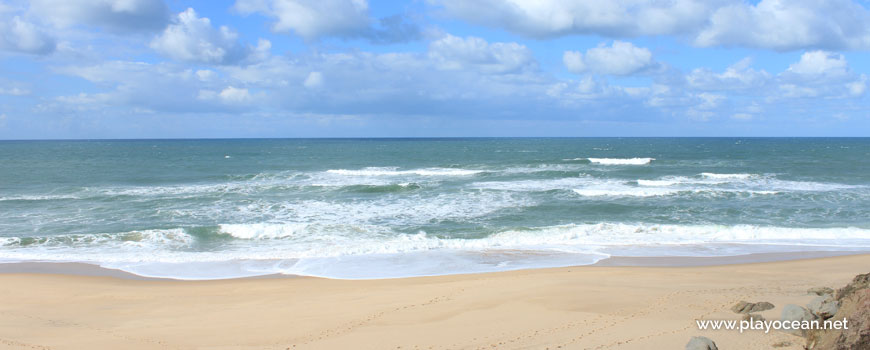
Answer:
xmin=2 ymin=254 xmax=867 ymax=350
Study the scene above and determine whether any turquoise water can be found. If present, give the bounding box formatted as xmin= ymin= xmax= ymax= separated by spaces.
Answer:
xmin=1 ymin=138 xmax=869 ymax=278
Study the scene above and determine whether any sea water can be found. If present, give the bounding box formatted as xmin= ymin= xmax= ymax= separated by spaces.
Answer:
xmin=1 ymin=138 xmax=868 ymax=279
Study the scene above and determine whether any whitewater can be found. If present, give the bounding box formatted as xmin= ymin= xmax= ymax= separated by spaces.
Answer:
xmin=1 ymin=138 xmax=868 ymax=279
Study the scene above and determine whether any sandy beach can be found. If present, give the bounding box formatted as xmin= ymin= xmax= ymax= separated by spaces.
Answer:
xmin=0 ymin=254 xmax=866 ymax=350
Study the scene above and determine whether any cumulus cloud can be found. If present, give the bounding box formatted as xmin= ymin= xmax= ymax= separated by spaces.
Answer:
xmin=687 ymin=58 xmax=771 ymax=90
xmin=428 ymin=34 xmax=536 ymax=74
xmin=436 ymin=0 xmax=716 ymax=38
xmin=775 ymin=51 xmax=863 ymax=99
xmin=695 ymin=0 xmax=870 ymax=50
xmin=151 ymin=8 xmax=269 ymax=65
xmin=0 ymin=16 xmax=56 ymax=55
xmin=46 ymin=31 xmax=869 ymax=134
xmin=218 ymin=86 xmax=251 ymax=103
xmin=303 ymin=71 xmax=324 ymax=89
xmin=234 ymin=0 xmax=419 ymax=43
xmin=30 ymin=0 xmax=170 ymax=33
xmin=784 ymin=51 xmax=849 ymax=78
xmin=563 ymin=41 xmax=656 ymax=75
xmin=436 ymin=0 xmax=870 ymax=51
xmin=55 ymin=60 xmax=246 ymax=113
xmin=196 ymin=69 xmax=216 ymax=81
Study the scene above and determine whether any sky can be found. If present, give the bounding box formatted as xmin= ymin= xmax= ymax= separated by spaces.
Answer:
xmin=1 ymin=0 xmax=869 ymax=139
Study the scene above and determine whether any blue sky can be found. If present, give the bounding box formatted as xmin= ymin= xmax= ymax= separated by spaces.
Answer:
xmin=1 ymin=0 xmax=869 ymax=138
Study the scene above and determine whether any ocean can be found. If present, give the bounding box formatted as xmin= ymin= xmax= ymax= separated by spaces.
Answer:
xmin=1 ymin=138 xmax=869 ymax=279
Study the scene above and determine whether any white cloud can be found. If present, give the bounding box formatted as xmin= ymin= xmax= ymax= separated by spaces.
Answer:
xmin=0 ymin=87 xmax=31 ymax=96
xmin=847 ymin=76 xmax=867 ymax=97
xmin=775 ymin=51 xmax=864 ymax=99
xmin=30 ymin=0 xmax=169 ymax=32
xmin=563 ymin=41 xmax=656 ymax=75
xmin=0 ymin=113 xmax=6 ymax=127
xmin=546 ymin=76 xmax=632 ymax=102
xmin=731 ymin=113 xmax=753 ymax=120
xmin=436 ymin=0 xmax=870 ymax=51
xmin=234 ymin=0 xmax=419 ymax=43
xmin=235 ymin=0 xmax=368 ymax=40
xmin=696 ymin=0 xmax=870 ymax=50
xmin=304 ymin=71 xmax=324 ymax=89
xmin=196 ymin=69 xmax=216 ymax=81
xmin=687 ymin=58 xmax=771 ymax=90
xmin=151 ymin=8 xmax=269 ymax=65
xmin=0 ymin=16 xmax=56 ymax=55
xmin=785 ymin=51 xmax=849 ymax=77
xmin=428 ymin=34 xmax=535 ymax=74
xmin=46 ymin=30 xmax=868 ymax=131
xmin=436 ymin=0 xmax=717 ymax=38
xmin=218 ymin=86 xmax=251 ymax=103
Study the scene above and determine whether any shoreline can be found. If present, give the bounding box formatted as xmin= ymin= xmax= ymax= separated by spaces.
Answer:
xmin=0 ymin=250 xmax=865 ymax=281
xmin=1 ymin=254 xmax=868 ymax=349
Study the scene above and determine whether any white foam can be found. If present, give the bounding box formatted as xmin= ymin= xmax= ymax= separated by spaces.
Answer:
xmin=2 ymin=223 xmax=868 ymax=279
xmin=700 ymin=173 xmax=755 ymax=179
xmin=0 ymin=194 xmax=80 ymax=201
xmin=573 ymin=187 xmax=679 ymax=197
xmin=326 ymin=167 xmax=482 ymax=176
xmin=219 ymin=223 xmax=308 ymax=239
xmin=587 ymin=158 xmax=654 ymax=165
xmin=636 ymin=179 xmax=680 ymax=187
xmin=470 ymin=177 xmax=594 ymax=191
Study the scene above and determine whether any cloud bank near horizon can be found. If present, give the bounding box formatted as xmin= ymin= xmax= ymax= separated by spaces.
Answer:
xmin=0 ymin=0 xmax=868 ymax=138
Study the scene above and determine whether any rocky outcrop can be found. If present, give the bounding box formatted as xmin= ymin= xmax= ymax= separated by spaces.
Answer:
xmin=806 ymin=273 xmax=870 ymax=350
xmin=808 ymin=287 xmax=835 ymax=296
xmin=731 ymin=300 xmax=775 ymax=314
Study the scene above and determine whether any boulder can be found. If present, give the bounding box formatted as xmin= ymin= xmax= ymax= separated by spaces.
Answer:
xmin=807 ymin=294 xmax=840 ymax=319
xmin=780 ymin=304 xmax=816 ymax=337
xmin=808 ymin=287 xmax=834 ymax=296
xmin=685 ymin=336 xmax=718 ymax=350
xmin=731 ymin=300 xmax=775 ymax=314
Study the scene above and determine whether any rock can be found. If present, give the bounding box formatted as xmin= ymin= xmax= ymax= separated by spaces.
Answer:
xmin=731 ymin=300 xmax=775 ymax=314
xmin=836 ymin=272 xmax=870 ymax=301
xmin=780 ymin=304 xmax=816 ymax=336
xmin=806 ymin=273 xmax=870 ymax=350
xmin=807 ymin=294 xmax=840 ymax=319
xmin=808 ymin=287 xmax=834 ymax=296
xmin=772 ymin=341 xmax=791 ymax=348
xmin=742 ymin=313 xmax=765 ymax=322
xmin=685 ymin=336 xmax=718 ymax=350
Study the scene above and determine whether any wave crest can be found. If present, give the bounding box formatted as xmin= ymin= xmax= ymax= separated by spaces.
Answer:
xmin=586 ymin=158 xmax=654 ymax=165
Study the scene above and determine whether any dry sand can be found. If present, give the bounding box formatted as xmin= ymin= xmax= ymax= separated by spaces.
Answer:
xmin=1 ymin=254 xmax=868 ymax=350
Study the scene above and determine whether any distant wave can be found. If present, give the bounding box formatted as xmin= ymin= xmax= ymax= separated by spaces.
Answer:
xmin=635 ymin=174 xmax=863 ymax=192
xmin=0 ymin=194 xmax=80 ymax=201
xmin=700 ymin=173 xmax=756 ymax=179
xmin=573 ymin=188 xmax=679 ymax=197
xmin=586 ymin=157 xmax=654 ymax=165
xmin=326 ymin=167 xmax=482 ymax=176
xmin=0 ymin=228 xmax=192 ymax=248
